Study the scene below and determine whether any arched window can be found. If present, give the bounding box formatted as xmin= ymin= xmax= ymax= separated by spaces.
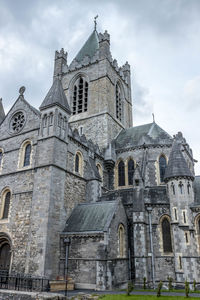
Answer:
xmin=171 ymin=182 xmax=175 ymax=195
xmin=116 ymin=83 xmax=122 ymax=121
xmin=118 ymin=161 xmax=125 ymax=186
xmin=187 ymin=182 xmax=191 ymax=194
xmin=128 ymin=159 xmax=134 ymax=185
xmin=72 ymin=77 xmax=88 ymax=115
xmin=0 ymin=234 xmax=11 ymax=271
xmin=159 ymin=155 xmax=167 ymax=183
xmin=118 ymin=224 xmax=125 ymax=257
xmin=75 ymin=152 xmax=83 ymax=176
xmin=49 ymin=112 xmax=53 ymax=125
xmin=23 ymin=144 xmax=31 ymax=167
xmin=2 ymin=191 xmax=11 ymax=219
xmin=43 ymin=114 xmax=47 ymax=127
xmin=162 ymin=217 xmax=172 ymax=253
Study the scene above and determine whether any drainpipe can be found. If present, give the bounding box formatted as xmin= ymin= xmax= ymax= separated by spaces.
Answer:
xmin=147 ymin=207 xmax=155 ymax=289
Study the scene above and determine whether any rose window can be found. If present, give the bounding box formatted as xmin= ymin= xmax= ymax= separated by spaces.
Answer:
xmin=11 ymin=112 xmax=25 ymax=133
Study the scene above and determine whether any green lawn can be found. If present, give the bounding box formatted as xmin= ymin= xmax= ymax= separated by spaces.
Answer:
xmin=99 ymin=295 xmax=199 ymax=300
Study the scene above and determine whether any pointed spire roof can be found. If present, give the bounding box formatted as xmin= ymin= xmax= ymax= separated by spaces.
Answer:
xmin=164 ymin=140 xmax=194 ymax=181
xmin=74 ymin=30 xmax=99 ymax=63
xmin=0 ymin=99 xmax=5 ymax=123
xmin=40 ymin=78 xmax=71 ymax=113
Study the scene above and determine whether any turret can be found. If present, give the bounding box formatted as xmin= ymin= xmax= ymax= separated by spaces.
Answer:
xmin=39 ymin=78 xmax=71 ymax=141
xmin=53 ymin=48 xmax=68 ymax=80
xmin=164 ymin=137 xmax=197 ymax=283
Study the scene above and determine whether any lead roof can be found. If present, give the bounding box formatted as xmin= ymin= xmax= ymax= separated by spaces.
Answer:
xmin=115 ymin=122 xmax=172 ymax=149
xmin=74 ymin=30 xmax=99 ymax=63
xmin=63 ymin=201 xmax=117 ymax=233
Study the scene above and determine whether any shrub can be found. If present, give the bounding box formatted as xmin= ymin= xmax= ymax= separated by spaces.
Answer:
xmin=185 ymin=279 xmax=190 ymax=298
xmin=193 ymin=279 xmax=196 ymax=291
xmin=167 ymin=276 xmax=173 ymax=291
xmin=126 ymin=281 xmax=134 ymax=296
xmin=143 ymin=277 xmax=146 ymax=290
xmin=157 ymin=281 xmax=163 ymax=297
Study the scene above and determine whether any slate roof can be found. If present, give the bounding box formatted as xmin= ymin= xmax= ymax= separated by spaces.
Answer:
xmin=40 ymin=78 xmax=71 ymax=113
xmin=115 ymin=122 xmax=172 ymax=149
xmin=194 ymin=176 xmax=200 ymax=203
xmin=63 ymin=201 xmax=117 ymax=233
xmin=164 ymin=140 xmax=194 ymax=181
xmin=74 ymin=30 xmax=99 ymax=63
xmin=86 ymin=157 xmax=101 ymax=181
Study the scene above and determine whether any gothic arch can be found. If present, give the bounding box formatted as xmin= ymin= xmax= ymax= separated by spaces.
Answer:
xmin=118 ymin=223 xmax=125 ymax=257
xmin=18 ymin=139 xmax=33 ymax=169
xmin=0 ymin=232 xmax=12 ymax=271
xmin=116 ymin=159 xmax=125 ymax=187
xmin=0 ymin=188 xmax=12 ymax=220
xmin=157 ymin=154 xmax=168 ymax=184
xmin=160 ymin=214 xmax=173 ymax=253
xmin=69 ymin=73 xmax=90 ymax=115
xmin=125 ymin=157 xmax=135 ymax=186
xmin=74 ymin=150 xmax=83 ymax=176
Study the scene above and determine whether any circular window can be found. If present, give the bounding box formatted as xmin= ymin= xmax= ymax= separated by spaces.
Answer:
xmin=10 ymin=112 xmax=25 ymax=133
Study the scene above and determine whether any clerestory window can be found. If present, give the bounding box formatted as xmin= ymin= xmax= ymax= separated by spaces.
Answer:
xmin=159 ymin=155 xmax=167 ymax=183
xmin=73 ymin=77 xmax=88 ymax=115
xmin=118 ymin=161 xmax=125 ymax=186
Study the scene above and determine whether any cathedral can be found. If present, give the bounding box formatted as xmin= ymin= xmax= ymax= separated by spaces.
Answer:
xmin=0 ymin=23 xmax=200 ymax=291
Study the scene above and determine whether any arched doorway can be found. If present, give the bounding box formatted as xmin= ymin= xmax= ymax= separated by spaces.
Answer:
xmin=0 ymin=234 xmax=11 ymax=272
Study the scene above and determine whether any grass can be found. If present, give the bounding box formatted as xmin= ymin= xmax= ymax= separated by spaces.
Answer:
xmin=99 ymin=295 xmax=199 ymax=300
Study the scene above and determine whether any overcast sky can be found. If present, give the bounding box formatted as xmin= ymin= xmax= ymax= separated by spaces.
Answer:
xmin=0 ymin=0 xmax=200 ymax=173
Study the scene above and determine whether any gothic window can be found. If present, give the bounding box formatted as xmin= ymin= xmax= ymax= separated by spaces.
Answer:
xmin=116 ymin=83 xmax=122 ymax=121
xmin=159 ymin=155 xmax=167 ymax=183
xmin=128 ymin=159 xmax=134 ymax=185
xmin=49 ymin=112 xmax=53 ymax=125
xmin=2 ymin=191 xmax=11 ymax=219
xmin=179 ymin=181 xmax=184 ymax=194
xmin=75 ymin=152 xmax=83 ymax=176
xmin=118 ymin=224 xmax=125 ymax=257
xmin=43 ymin=114 xmax=47 ymax=127
xmin=118 ymin=161 xmax=125 ymax=186
xmin=161 ymin=217 xmax=172 ymax=253
xmin=23 ymin=144 xmax=31 ymax=167
xmin=72 ymin=77 xmax=88 ymax=115
xmin=171 ymin=182 xmax=175 ymax=195
xmin=187 ymin=182 xmax=191 ymax=194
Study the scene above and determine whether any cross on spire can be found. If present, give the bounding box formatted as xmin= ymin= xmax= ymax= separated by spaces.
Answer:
xmin=94 ymin=15 xmax=98 ymax=31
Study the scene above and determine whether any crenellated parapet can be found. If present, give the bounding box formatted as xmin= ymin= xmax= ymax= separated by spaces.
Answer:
xmin=54 ymin=48 xmax=68 ymax=79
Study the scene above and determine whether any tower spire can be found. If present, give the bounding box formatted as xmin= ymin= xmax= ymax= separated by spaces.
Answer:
xmin=94 ymin=15 xmax=98 ymax=31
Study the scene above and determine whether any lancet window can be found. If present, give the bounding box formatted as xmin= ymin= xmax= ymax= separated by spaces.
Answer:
xmin=159 ymin=155 xmax=167 ymax=183
xmin=161 ymin=217 xmax=172 ymax=253
xmin=2 ymin=191 xmax=11 ymax=219
xmin=118 ymin=161 xmax=125 ymax=186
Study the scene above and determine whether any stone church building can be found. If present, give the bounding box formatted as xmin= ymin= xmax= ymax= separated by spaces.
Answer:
xmin=0 ymin=25 xmax=200 ymax=290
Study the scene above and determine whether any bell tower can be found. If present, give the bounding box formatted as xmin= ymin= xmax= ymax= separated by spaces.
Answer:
xmin=54 ymin=24 xmax=133 ymax=149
